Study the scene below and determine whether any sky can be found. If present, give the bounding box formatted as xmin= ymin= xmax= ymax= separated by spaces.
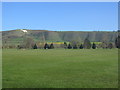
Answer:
xmin=2 ymin=2 xmax=118 ymax=31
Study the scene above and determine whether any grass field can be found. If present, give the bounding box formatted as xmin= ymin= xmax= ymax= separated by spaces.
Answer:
xmin=2 ymin=49 xmax=118 ymax=88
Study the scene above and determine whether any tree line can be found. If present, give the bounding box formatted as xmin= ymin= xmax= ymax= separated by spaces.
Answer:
xmin=2 ymin=32 xmax=120 ymax=49
xmin=14 ymin=35 xmax=120 ymax=49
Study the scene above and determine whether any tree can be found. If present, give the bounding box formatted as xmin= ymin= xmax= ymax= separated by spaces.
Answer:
xmin=49 ymin=43 xmax=54 ymax=49
xmin=44 ymin=43 xmax=49 ymax=49
xmin=92 ymin=43 xmax=96 ymax=49
xmin=70 ymin=40 xmax=80 ymax=48
xmin=9 ymin=45 xmax=16 ymax=49
xmin=79 ymin=44 xmax=83 ymax=49
xmin=17 ymin=44 xmax=25 ymax=49
xmin=24 ymin=37 xmax=35 ymax=49
xmin=17 ymin=45 xmax=20 ymax=49
xmin=115 ymin=35 xmax=120 ymax=48
xmin=101 ymin=41 xmax=108 ymax=49
xmin=33 ymin=44 xmax=37 ymax=49
xmin=115 ymin=37 xmax=118 ymax=48
xmin=83 ymin=38 xmax=91 ymax=49
xmin=64 ymin=42 xmax=67 ymax=49
xmin=68 ymin=43 xmax=72 ymax=49
xmin=73 ymin=44 xmax=77 ymax=49
xmin=108 ymin=43 xmax=113 ymax=49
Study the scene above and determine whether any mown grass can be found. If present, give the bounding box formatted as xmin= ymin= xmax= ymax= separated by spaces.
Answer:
xmin=2 ymin=49 xmax=118 ymax=88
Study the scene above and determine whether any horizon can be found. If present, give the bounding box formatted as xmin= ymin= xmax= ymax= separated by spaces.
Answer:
xmin=2 ymin=2 xmax=118 ymax=31
xmin=2 ymin=29 xmax=117 ymax=32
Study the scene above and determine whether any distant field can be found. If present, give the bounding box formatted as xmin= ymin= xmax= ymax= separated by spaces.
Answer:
xmin=2 ymin=49 xmax=118 ymax=88
xmin=44 ymin=42 xmax=102 ymax=44
xmin=4 ymin=40 xmax=102 ymax=46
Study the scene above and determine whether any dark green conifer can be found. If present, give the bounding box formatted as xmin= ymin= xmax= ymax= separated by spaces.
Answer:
xmin=44 ymin=43 xmax=49 ymax=49
xmin=33 ymin=44 xmax=37 ymax=49
xmin=64 ymin=42 xmax=67 ymax=49
xmin=79 ymin=44 xmax=83 ymax=49
xmin=49 ymin=43 xmax=54 ymax=49
xmin=92 ymin=43 xmax=96 ymax=49
xmin=73 ymin=44 xmax=77 ymax=49
xmin=115 ymin=35 xmax=120 ymax=48
xmin=68 ymin=43 xmax=72 ymax=49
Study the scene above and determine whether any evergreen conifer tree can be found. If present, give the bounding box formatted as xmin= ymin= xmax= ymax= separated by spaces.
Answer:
xmin=73 ymin=44 xmax=77 ymax=49
xmin=44 ymin=43 xmax=49 ymax=49
xmin=68 ymin=43 xmax=72 ymax=49
xmin=92 ymin=43 xmax=96 ymax=49
xmin=79 ymin=44 xmax=83 ymax=49
xmin=49 ymin=43 xmax=54 ymax=49
xmin=115 ymin=35 xmax=120 ymax=48
xmin=33 ymin=44 xmax=37 ymax=49
xmin=64 ymin=42 xmax=67 ymax=49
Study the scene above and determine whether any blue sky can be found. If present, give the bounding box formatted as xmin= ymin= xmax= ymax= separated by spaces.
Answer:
xmin=2 ymin=2 xmax=118 ymax=31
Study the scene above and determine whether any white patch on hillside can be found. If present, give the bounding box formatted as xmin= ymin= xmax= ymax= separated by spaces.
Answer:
xmin=21 ymin=29 xmax=28 ymax=33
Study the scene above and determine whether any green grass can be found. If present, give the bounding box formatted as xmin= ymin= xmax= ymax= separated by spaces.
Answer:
xmin=2 ymin=49 xmax=118 ymax=88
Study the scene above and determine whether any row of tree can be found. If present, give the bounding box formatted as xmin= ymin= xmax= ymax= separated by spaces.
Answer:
xmin=30 ymin=37 xmax=119 ymax=49
xmin=2 ymin=34 xmax=120 ymax=49
xmin=63 ymin=42 xmax=97 ymax=49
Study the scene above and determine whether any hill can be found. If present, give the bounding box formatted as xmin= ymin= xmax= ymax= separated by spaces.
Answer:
xmin=2 ymin=29 xmax=117 ymax=45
